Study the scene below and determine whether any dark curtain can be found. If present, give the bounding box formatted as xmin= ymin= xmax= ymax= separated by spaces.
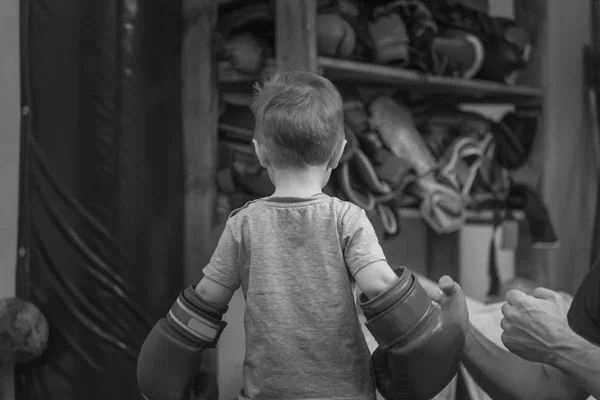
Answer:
xmin=16 ymin=0 xmax=184 ymax=398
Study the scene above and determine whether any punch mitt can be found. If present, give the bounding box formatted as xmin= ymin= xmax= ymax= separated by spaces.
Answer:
xmin=367 ymin=11 xmax=410 ymax=65
xmin=360 ymin=267 xmax=465 ymax=400
xmin=223 ymin=32 xmax=270 ymax=75
xmin=344 ymin=96 xmax=413 ymax=190
xmin=217 ymin=2 xmax=274 ymax=74
xmin=317 ymin=13 xmax=357 ymax=58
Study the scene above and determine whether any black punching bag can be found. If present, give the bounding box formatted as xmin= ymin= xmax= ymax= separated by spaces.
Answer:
xmin=17 ymin=0 xmax=184 ymax=399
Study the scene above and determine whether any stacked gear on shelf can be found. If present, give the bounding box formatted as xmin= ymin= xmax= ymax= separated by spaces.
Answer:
xmin=216 ymin=0 xmax=531 ymax=83
xmin=215 ymin=0 xmax=557 ymax=250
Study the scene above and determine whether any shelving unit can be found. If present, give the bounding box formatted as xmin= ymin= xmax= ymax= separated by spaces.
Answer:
xmin=184 ymin=0 xmax=547 ymax=286
xmin=219 ymin=57 xmax=543 ymax=104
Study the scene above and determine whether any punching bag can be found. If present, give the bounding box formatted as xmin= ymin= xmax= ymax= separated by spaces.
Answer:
xmin=17 ymin=0 xmax=184 ymax=399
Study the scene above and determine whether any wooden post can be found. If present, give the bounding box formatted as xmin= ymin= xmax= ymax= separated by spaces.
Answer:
xmin=275 ymin=0 xmax=318 ymax=73
xmin=512 ymin=0 xmax=549 ymax=287
xmin=182 ymin=0 xmax=219 ymax=285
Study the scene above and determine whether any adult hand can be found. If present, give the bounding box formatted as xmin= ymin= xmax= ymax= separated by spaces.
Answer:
xmin=500 ymin=287 xmax=573 ymax=364
xmin=433 ymin=276 xmax=469 ymax=332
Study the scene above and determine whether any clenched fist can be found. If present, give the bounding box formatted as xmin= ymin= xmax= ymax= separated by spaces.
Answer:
xmin=500 ymin=287 xmax=572 ymax=364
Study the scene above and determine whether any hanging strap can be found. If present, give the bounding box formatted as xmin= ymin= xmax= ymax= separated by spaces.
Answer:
xmin=487 ymin=203 xmax=506 ymax=297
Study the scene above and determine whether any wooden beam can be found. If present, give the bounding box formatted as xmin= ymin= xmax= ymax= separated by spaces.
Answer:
xmin=275 ymin=0 xmax=318 ymax=73
xmin=182 ymin=0 xmax=219 ymax=285
xmin=513 ymin=0 xmax=550 ymax=287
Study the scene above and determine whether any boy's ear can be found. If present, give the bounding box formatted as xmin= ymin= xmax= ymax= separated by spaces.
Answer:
xmin=328 ymin=140 xmax=347 ymax=169
xmin=252 ymin=139 xmax=270 ymax=168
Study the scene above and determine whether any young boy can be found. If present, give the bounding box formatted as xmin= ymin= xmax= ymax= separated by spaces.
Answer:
xmin=136 ymin=71 xmax=401 ymax=400
xmin=195 ymin=72 xmax=399 ymax=399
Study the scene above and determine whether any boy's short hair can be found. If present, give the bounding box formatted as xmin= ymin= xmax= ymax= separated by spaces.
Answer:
xmin=250 ymin=71 xmax=344 ymax=169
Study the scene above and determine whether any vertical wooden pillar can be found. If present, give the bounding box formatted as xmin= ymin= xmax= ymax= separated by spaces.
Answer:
xmin=182 ymin=0 xmax=218 ymax=285
xmin=512 ymin=0 xmax=549 ymax=287
xmin=275 ymin=0 xmax=318 ymax=73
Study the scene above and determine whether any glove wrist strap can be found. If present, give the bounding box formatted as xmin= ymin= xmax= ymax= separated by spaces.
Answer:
xmin=166 ymin=285 xmax=228 ymax=348
xmin=360 ymin=269 xmax=434 ymax=348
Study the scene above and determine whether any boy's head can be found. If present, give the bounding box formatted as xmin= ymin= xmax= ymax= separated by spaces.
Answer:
xmin=250 ymin=71 xmax=346 ymax=170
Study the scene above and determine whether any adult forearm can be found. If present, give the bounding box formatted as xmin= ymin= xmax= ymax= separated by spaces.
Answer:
xmin=461 ymin=323 xmax=574 ymax=400
xmin=551 ymin=332 xmax=600 ymax=399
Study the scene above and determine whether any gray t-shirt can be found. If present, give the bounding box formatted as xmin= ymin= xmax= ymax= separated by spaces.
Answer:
xmin=203 ymin=194 xmax=386 ymax=400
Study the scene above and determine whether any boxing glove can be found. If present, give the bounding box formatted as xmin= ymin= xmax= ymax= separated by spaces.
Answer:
xmin=360 ymin=267 xmax=465 ymax=400
xmin=137 ymin=286 xmax=227 ymax=400
xmin=223 ymin=32 xmax=270 ymax=75
xmin=367 ymin=11 xmax=410 ymax=65
xmin=317 ymin=13 xmax=357 ymax=58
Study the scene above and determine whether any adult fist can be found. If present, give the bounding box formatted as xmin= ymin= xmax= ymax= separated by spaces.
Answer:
xmin=500 ymin=288 xmax=572 ymax=364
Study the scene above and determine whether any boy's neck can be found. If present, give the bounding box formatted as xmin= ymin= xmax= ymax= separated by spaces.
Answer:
xmin=270 ymin=166 xmax=327 ymax=198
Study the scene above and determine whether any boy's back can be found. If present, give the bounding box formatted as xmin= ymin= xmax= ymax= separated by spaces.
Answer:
xmin=203 ymin=194 xmax=385 ymax=399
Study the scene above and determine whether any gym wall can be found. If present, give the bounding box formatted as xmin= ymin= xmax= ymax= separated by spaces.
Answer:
xmin=14 ymin=1 xmax=185 ymax=399
xmin=0 ymin=0 xmax=20 ymax=302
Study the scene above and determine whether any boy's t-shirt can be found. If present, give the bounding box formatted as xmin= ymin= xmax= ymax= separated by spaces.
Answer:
xmin=202 ymin=193 xmax=386 ymax=400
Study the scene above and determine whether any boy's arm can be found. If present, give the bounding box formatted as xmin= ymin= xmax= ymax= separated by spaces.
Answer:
xmin=137 ymin=223 xmax=241 ymax=400
xmin=354 ymin=260 xmax=398 ymax=299
xmin=195 ymin=276 xmax=236 ymax=306
xmin=342 ymin=209 xmax=465 ymax=398
xmin=341 ymin=209 xmax=397 ymax=298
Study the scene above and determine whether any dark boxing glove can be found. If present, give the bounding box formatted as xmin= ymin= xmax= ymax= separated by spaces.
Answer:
xmin=317 ymin=13 xmax=357 ymax=58
xmin=368 ymin=9 xmax=410 ymax=65
xmin=360 ymin=268 xmax=465 ymax=400
xmin=137 ymin=286 xmax=227 ymax=400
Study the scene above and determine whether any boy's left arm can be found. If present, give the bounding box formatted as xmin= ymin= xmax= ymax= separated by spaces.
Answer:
xmin=343 ymin=209 xmax=466 ymax=399
xmin=137 ymin=223 xmax=241 ymax=400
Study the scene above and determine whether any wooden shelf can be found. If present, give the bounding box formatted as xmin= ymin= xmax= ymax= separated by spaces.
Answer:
xmin=398 ymin=207 xmax=525 ymax=224
xmin=217 ymin=0 xmax=256 ymax=7
xmin=219 ymin=57 xmax=544 ymax=104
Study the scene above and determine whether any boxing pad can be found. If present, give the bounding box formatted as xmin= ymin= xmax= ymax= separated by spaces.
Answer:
xmin=369 ymin=97 xmax=466 ymax=233
xmin=375 ymin=0 xmax=438 ymax=49
xmin=369 ymin=96 xmax=438 ymax=176
xmin=344 ymin=96 xmax=413 ymax=190
xmin=420 ymin=0 xmax=531 ymax=83
xmin=217 ymin=3 xmax=274 ymax=74
xmin=360 ymin=267 xmax=465 ymax=400
xmin=367 ymin=10 xmax=410 ymax=65
xmin=317 ymin=13 xmax=357 ymax=58
xmin=222 ymin=32 xmax=271 ymax=75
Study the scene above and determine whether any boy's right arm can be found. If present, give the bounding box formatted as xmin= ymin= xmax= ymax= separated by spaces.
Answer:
xmin=137 ymin=223 xmax=241 ymax=400
xmin=136 ymin=278 xmax=230 ymax=400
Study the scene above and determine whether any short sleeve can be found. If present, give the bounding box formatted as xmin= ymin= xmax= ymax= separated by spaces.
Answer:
xmin=567 ymin=256 xmax=600 ymax=345
xmin=202 ymin=223 xmax=242 ymax=291
xmin=341 ymin=209 xmax=387 ymax=277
